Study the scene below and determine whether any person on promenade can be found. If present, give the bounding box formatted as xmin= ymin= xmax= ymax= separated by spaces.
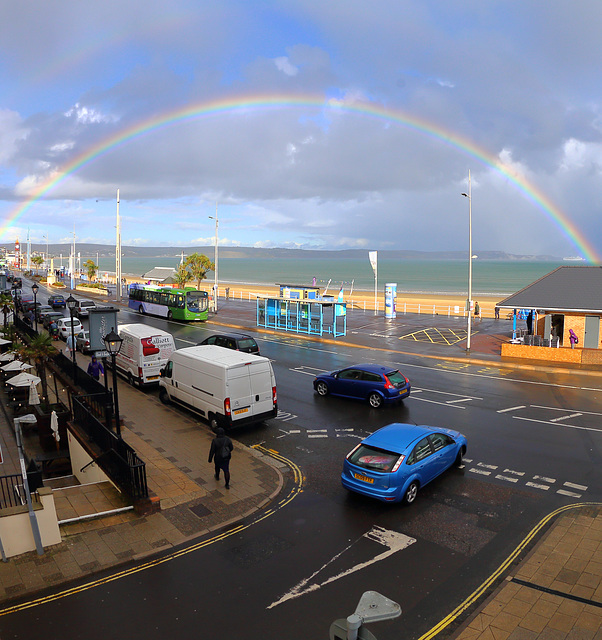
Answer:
xmin=526 ymin=311 xmax=533 ymax=335
xmin=208 ymin=427 xmax=233 ymax=489
xmin=87 ymin=356 xmax=104 ymax=381
xmin=474 ymin=301 xmax=481 ymax=322
xmin=569 ymin=329 xmax=579 ymax=349
xmin=65 ymin=333 xmax=76 ymax=355
xmin=495 ymin=305 xmax=500 ymax=319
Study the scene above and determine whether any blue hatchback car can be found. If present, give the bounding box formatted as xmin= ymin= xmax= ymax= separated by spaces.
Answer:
xmin=342 ymin=423 xmax=467 ymax=504
xmin=313 ymin=364 xmax=411 ymax=408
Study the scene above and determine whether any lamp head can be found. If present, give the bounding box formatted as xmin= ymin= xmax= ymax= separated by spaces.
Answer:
xmin=66 ymin=294 xmax=77 ymax=310
xmin=104 ymin=328 xmax=123 ymax=355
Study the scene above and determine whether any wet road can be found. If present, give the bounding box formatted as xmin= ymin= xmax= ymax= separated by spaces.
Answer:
xmin=2 ymin=295 xmax=601 ymax=639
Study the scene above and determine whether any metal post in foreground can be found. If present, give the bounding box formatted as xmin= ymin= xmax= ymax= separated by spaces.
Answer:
xmin=66 ymin=294 xmax=78 ymax=383
xmin=104 ymin=328 xmax=123 ymax=438
xmin=31 ymin=282 xmax=39 ymax=333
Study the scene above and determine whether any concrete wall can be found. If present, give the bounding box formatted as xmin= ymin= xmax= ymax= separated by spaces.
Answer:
xmin=67 ymin=430 xmax=111 ymax=485
xmin=0 ymin=488 xmax=61 ymax=558
xmin=501 ymin=342 xmax=602 ymax=365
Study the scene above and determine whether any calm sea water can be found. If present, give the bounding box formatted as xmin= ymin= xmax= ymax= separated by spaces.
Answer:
xmin=91 ymin=255 xmax=564 ymax=296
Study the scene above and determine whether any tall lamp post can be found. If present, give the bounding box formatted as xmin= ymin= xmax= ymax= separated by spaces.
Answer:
xmin=66 ymin=294 xmax=78 ymax=382
xmin=31 ymin=282 xmax=39 ymax=333
xmin=461 ymin=170 xmax=473 ymax=353
xmin=104 ymin=327 xmax=123 ymax=438
xmin=209 ymin=204 xmax=218 ymax=313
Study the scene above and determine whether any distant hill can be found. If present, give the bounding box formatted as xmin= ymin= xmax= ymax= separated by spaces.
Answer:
xmin=0 ymin=243 xmax=562 ymax=262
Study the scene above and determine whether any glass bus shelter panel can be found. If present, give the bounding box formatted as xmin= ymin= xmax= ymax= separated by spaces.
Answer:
xmin=256 ymin=297 xmax=346 ymax=337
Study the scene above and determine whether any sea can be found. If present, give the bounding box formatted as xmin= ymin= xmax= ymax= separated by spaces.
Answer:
xmin=86 ymin=255 xmax=566 ymax=297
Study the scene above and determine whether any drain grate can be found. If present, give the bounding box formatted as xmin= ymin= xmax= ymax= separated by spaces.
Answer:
xmin=189 ymin=503 xmax=212 ymax=518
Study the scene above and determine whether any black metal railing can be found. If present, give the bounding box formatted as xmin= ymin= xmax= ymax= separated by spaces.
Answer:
xmin=72 ymin=395 xmax=148 ymax=501
xmin=15 ymin=315 xmax=37 ymax=339
xmin=0 ymin=473 xmax=41 ymax=510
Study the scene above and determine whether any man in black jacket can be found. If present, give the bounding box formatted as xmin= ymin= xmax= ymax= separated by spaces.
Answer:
xmin=208 ymin=427 xmax=234 ymax=489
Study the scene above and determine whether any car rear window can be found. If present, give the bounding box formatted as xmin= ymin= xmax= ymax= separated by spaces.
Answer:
xmin=238 ymin=338 xmax=257 ymax=350
xmin=386 ymin=370 xmax=407 ymax=386
xmin=348 ymin=444 xmax=401 ymax=473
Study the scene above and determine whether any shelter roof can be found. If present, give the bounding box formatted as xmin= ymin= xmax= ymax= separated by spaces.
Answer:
xmin=141 ymin=267 xmax=176 ymax=283
xmin=497 ymin=266 xmax=602 ymax=313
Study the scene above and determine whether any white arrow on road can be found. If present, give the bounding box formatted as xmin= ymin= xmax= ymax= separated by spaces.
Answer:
xmin=267 ymin=526 xmax=415 ymax=609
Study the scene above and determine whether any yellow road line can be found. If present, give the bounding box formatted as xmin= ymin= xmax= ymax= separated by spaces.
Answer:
xmin=417 ymin=502 xmax=602 ymax=640
xmin=0 ymin=446 xmax=303 ymax=617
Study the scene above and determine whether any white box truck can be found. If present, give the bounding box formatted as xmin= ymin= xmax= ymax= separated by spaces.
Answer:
xmin=159 ymin=345 xmax=278 ymax=430
xmin=116 ymin=323 xmax=176 ymax=386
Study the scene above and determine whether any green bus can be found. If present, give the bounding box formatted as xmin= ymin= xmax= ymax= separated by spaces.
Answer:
xmin=128 ymin=284 xmax=209 ymax=321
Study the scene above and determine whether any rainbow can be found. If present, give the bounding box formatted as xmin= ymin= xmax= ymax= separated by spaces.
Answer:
xmin=3 ymin=94 xmax=599 ymax=263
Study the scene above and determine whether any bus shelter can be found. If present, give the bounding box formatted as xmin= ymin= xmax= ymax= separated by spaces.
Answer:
xmin=257 ymin=296 xmax=347 ymax=338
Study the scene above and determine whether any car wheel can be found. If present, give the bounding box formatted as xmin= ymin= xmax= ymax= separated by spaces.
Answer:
xmin=455 ymin=446 xmax=466 ymax=467
xmin=316 ymin=381 xmax=329 ymax=396
xmin=403 ymin=481 xmax=419 ymax=505
xmin=368 ymin=392 xmax=383 ymax=408
xmin=167 ymin=310 xmax=173 ymax=321
xmin=159 ymin=388 xmax=170 ymax=405
xmin=138 ymin=305 xmax=144 ymax=314
xmin=127 ymin=372 xmax=135 ymax=387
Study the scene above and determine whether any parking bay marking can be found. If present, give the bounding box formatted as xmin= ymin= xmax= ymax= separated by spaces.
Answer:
xmin=267 ymin=526 xmax=416 ymax=609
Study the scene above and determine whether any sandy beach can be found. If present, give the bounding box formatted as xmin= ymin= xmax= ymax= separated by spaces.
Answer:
xmin=120 ymin=276 xmax=502 ymax=318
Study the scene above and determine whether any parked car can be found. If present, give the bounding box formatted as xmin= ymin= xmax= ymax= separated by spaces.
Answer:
xmin=313 ymin=364 xmax=411 ymax=408
xmin=56 ymin=317 xmax=83 ymax=341
xmin=35 ymin=305 xmax=54 ymax=322
xmin=76 ymin=300 xmax=96 ymax=318
xmin=197 ymin=332 xmax=260 ymax=355
xmin=342 ymin=423 xmax=467 ymax=504
xmin=42 ymin=311 xmax=64 ymax=329
xmin=22 ymin=301 xmax=41 ymax=313
xmin=75 ymin=329 xmax=92 ymax=353
xmin=47 ymin=294 xmax=66 ymax=308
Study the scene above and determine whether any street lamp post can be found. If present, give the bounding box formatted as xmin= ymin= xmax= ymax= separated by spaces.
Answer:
xmin=104 ymin=327 xmax=123 ymax=438
xmin=31 ymin=282 xmax=39 ymax=333
xmin=66 ymin=294 xmax=78 ymax=382
xmin=209 ymin=205 xmax=218 ymax=313
xmin=461 ymin=170 xmax=473 ymax=353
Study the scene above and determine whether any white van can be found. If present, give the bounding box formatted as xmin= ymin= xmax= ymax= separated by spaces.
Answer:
xmin=116 ymin=323 xmax=176 ymax=386
xmin=159 ymin=345 xmax=278 ymax=430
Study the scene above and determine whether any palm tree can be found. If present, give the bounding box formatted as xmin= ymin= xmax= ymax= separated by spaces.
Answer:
xmin=174 ymin=264 xmax=189 ymax=288
xmin=184 ymin=253 xmax=214 ymax=290
xmin=22 ymin=332 xmax=57 ymax=405
xmin=0 ymin=292 xmax=13 ymax=328
xmin=83 ymin=259 xmax=98 ymax=282
xmin=31 ymin=255 xmax=44 ymax=275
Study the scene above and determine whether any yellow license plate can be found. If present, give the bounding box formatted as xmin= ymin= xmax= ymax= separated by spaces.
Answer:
xmin=354 ymin=473 xmax=374 ymax=484
xmin=147 ymin=376 xmax=158 ymax=381
xmin=234 ymin=407 xmax=249 ymax=415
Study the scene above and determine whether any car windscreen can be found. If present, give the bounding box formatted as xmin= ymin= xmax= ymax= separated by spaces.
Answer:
xmin=347 ymin=444 xmax=401 ymax=473
xmin=186 ymin=291 xmax=208 ymax=312
xmin=386 ymin=370 xmax=407 ymax=387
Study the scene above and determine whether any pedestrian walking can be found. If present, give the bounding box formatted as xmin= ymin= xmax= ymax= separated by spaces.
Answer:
xmin=208 ymin=427 xmax=233 ymax=489
xmin=65 ymin=333 xmax=76 ymax=355
xmin=87 ymin=356 xmax=104 ymax=381
xmin=526 ymin=311 xmax=533 ymax=335
xmin=494 ymin=306 xmax=500 ymax=319
xmin=225 ymin=287 xmax=230 ymax=300
xmin=474 ymin=301 xmax=481 ymax=322
xmin=569 ymin=329 xmax=579 ymax=349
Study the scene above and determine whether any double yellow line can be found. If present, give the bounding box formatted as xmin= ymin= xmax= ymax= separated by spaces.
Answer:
xmin=0 ymin=446 xmax=304 ymax=616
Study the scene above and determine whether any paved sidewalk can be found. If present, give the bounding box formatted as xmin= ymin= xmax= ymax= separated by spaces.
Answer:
xmin=452 ymin=505 xmax=602 ymax=640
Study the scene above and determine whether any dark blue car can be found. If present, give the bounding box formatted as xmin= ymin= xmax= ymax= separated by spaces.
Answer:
xmin=342 ymin=423 xmax=468 ymax=503
xmin=313 ymin=363 xmax=411 ymax=408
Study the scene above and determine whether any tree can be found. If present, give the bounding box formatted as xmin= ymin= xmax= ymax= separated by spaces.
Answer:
xmin=184 ymin=253 xmax=214 ymax=290
xmin=20 ymin=332 xmax=57 ymax=405
xmin=83 ymin=259 xmax=98 ymax=281
xmin=0 ymin=292 xmax=13 ymax=328
xmin=31 ymin=255 xmax=44 ymax=275
xmin=174 ymin=264 xmax=189 ymax=288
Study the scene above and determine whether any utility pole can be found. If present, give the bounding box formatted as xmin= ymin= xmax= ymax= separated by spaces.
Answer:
xmin=116 ymin=189 xmax=122 ymax=301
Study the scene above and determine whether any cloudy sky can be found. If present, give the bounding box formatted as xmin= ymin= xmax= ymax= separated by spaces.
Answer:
xmin=1 ymin=1 xmax=601 ymax=260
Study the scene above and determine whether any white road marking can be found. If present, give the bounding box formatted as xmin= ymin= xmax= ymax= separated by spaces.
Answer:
xmin=412 ymin=386 xmax=482 ymax=401
xmin=514 ymin=416 xmax=602 ymax=434
xmin=526 ymin=482 xmax=550 ymax=490
xmin=496 ymin=475 xmax=518 ymax=483
xmin=564 ymin=481 xmax=588 ymax=491
xmin=497 ymin=405 xmax=526 ymax=413
xmin=533 ymin=475 xmax=556 ymax=484
xmin=463 ymin=458 xmax=473 ymax=463
xmin=550 ymin=413 xmax=583 ymax=422
xmin=410 ymin=397 xmax=466 ymax=409
xmin=503 ymin=469 xmax=525 ymax=476
xmin=307 ymin=429 xmax=327 ymax=433
xmin=335 ymin=428 xmax=355 ymax=432
xmin=477 ymin=463 xmax=498 ymax=470
xmin=531 ymin=405 xmax=602 ymax=417
xmin=469 ymin=468 xmax=491 ymax=476
xmin=308 ymin=434 xmax=328 ymax=438
xmin=268 ymin=526 xmax=416 ymax=609
xmin=446 ymin=398 xmax=474 ymax=404
xmin=557 ymin=490 xmax=582 ymax=498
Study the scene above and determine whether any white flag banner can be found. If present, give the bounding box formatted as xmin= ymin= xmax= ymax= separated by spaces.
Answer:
xmin=368 ymin=251 xmax=378 ymax=275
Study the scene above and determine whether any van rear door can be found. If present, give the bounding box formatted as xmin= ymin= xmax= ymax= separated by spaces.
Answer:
xmin=227 ymin=365 xmax=253 ymax=424
xmin=249 ymin=361 xmax=275 ymax=417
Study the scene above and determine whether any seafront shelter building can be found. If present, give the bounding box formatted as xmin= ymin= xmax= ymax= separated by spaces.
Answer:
xmin=497 ymin=266 xmax=602 ymax=365
xmin=141 ymin=267 xmax=176 ymax=285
